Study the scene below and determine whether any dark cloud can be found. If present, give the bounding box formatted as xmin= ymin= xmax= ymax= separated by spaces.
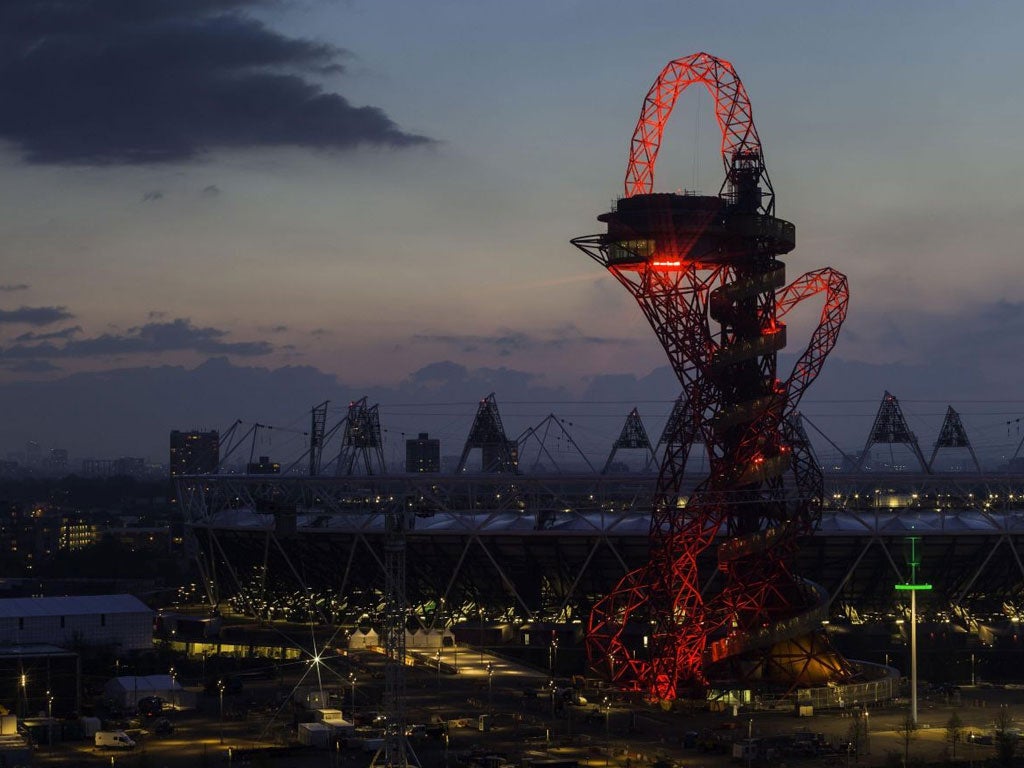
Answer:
xmin=0 ymin=284 xmax=29 ymax=292
xmin=259 ymin=324 xmax=288 ymax=334
xmin=413 ymin=325 xmax=630 ymax=356
xmin=14 ymin=325 xmax=81 ymax=342
xmin=848 ymin=299 xmax=1024 ymax=368
xmin=547 ymin=324 xmax=632 ymax=349
xmin=142 ymin=190 xmax=164 ymax=202
xmin=0 ymin=306 xmax=74 ymax=325
xmin=310 ymin=328 xmax=331 ymax=337
xmin=406 ymin=360 xmax=472 ymax=387
xmin=414 ymin=331 xmax=530 ymax=356
xmin=0 ymin=0 xmax=432 ymax=165
xmin=396 ymin=360 xmax=554 ymax=403
xmin=0 ymin=318 xmax=272 ymax=359
xmin=201 ymin=184 xmax=221 ymax=197
xmin=1 ymin=360 xmax=62 ymax=373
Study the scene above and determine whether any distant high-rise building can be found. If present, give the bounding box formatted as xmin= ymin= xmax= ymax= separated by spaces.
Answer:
xmin=113 ymin=457 xmax=146 ymax=476
xmin=25 ymin=441 xmax=41 ymax=468
xmin=81 ymin=457 xmax=147 ymax=478
xmin=44 ymin=448 xmax=68 ymax=474
xmin=169 ymin=430 xmax=219 ymax=476
xmin=246 ymin=456 xmax=280 ymax=475
xmin=406 ymin=433 xmax=441 ymax=473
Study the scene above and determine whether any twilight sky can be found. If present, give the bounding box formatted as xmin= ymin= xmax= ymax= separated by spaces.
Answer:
xmin=3 ymin=1 xmax=1024 ymax=462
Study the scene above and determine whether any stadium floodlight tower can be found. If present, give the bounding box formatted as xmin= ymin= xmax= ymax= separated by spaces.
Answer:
xmin=573 ymin=52 xmax=851 ymax=700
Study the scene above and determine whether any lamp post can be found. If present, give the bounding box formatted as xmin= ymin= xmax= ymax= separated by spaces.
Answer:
xmin=47 ymin=690 xmax=53 ymax=746
xmin=549 ymin=679 xmax=556 ymax=719
xmin=895 ymin=536 xmax=932 ymax=726
xmin=603 ymin=696 xmax=610 ymax=742
xmin=866 ymin=708 xmax=871 ymax=755
xmin=218 ymin=679 xmax=225 ymax=744
xmin=436 ymin=650 xmax=442 ymax=687
xmin=349 ymin=674 xmax=357 ymax=722
xmin=487 ymin=662 xmax=493 ymax=711
xmin=169 ymin=666 xmax=176 ymax=710
xmin=549 ymin=636 xmax=558 ymax=673
xmin=971 ymin=652 xmax=976 ymax=686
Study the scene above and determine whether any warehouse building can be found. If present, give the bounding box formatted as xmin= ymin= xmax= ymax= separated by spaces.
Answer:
xmin=0 ymin=594 xmax=152 ymax=651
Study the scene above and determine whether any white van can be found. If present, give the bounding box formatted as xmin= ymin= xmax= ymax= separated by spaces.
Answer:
xmin=95 ymin=730 xmax=136 ymax=749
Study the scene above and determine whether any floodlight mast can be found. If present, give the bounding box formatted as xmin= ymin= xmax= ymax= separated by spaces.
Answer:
xmin=573 ymin=52 xmax=850 ymax=700
xmin=895 ymin=536 xmax=932 ymax=725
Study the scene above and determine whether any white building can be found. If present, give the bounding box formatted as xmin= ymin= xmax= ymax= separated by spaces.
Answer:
xmin=0 ymin=594 xmax=152 ymax=651
xmin=103 ymin=674 xmax=190 ymax=709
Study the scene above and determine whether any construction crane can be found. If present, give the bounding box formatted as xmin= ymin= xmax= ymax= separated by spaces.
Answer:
xmin=309 ymin=400 xmax=329 ymax=476
xmin=372 ymin=502 xmax=420 ymax=768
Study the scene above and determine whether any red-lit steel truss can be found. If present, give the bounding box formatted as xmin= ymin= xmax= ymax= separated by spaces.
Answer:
xmin=572 ymin=52 xmax=851 ymax=699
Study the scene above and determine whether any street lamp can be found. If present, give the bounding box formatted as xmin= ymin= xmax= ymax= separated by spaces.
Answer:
xmin=218 ymin=679 xmax=225 ymax=744
xmin=169 ymin=666 xmax=176 ymax=710
xmin=349 ymin=674 xmax=357 ymax=722
xmin=895 ymin=536 xmax=932 ymax=726
xmin=603 ymin=696 xmax=610 ymax=743
xmin=436 ymin=650 xmax=442 ymax=688
xmin=479 ymin=608 xmax=485 ymax=663
xmin=487 ymin=662 xmax=493 ymax=711
xmin=863 ymin=708 xmax=870 ymax=755
xmin=47 ymin=690 xmax=53 ymax=746
xmin=549 ymin=679 xmax=556 ymax=719
xmin=549 ymin=636 xmax=558 ymax=673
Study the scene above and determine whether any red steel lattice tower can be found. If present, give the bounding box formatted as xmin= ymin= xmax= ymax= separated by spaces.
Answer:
xmin=572 ymin=53 xmax=851 ymax=699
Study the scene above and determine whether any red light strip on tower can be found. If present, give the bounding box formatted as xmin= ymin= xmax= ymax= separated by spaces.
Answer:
xmin=624 ymin=52 xmax=761 ymax=199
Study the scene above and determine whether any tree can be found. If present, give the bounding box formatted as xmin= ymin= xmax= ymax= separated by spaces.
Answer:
xmin=946 ymin=711 xmax=964 ymax=760
xmin=896 ymin=713 xmax=919 ymax=766
xmin=994 ymin=706 xmax=1017 ymax=768
xmin=848 ymin=710 xmax=870 ymax=761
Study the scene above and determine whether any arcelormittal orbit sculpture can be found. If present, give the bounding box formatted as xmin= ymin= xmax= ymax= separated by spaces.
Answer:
xmin=572 ymin=53 xmax=851 ymax=700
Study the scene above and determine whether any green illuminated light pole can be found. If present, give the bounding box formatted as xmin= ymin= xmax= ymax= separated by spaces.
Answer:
xmin=895 ymin=536 xmax=931 ymax=726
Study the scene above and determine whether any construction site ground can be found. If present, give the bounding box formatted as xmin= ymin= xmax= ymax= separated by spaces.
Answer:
xmin=29 ymin=647 xmax=1023 ymax=767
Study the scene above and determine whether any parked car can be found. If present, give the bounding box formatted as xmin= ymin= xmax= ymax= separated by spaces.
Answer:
xmin=138 ymin=696 xmax=163 ymax=718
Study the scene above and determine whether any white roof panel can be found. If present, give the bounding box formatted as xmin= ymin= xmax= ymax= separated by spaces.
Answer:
xmin=0 ymin=594 xmax=151 ymax=619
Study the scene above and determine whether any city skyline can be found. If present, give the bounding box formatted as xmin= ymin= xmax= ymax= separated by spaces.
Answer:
xmin=2 ymin=1 xmax=1024 ymax=459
